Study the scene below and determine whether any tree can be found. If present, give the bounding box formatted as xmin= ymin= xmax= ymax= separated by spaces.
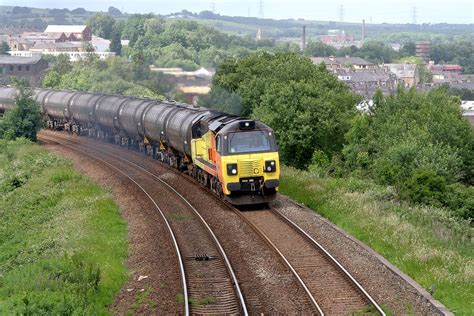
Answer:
xmin=87 ymin=13 xmax=116 ymax=39
xmin=71 ymin=8 xmax=86 ymax=14
xmin=212 ymin=52 xmax=359 ymax=168
xmin=343 ymin=88 xmax=474 ymax=187
xmin=304 ymin=41 xmax=336 ymax=57
xmin=198 ymin=86 xmax=242 ymax=114
xmin=12 ymin=6 xmax=31 ymax=15
xmin=0 ymin=81 xmax=43 ymax=141
xmin=108 ymin=6 xmax=122 ymax=17
xmin=109 ymin=25 xmax=122 ymax=55
xmin=399 ymin=41 xmax=416 ymax=57
xmin=0 ymin=42 xmax=10 ymax=54
xmin=355 ymin=40 xmax=397 ymax=63
xmin=52 ymin=54 xmax=73 ymax=74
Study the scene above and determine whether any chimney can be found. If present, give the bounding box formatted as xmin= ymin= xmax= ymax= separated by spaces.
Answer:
xmin=302 ymin=25 xmax=306 ymax=51
xmin=362 ymin=19 xmax=366 ymax=42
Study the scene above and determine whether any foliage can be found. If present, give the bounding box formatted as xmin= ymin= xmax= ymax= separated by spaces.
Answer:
xmin=212 ymin=52 xmax=359 ymax=168
xmin=279 ymin=166 xmax=473 ymax=315
xmin=109 ymin=24 xmax=122 ymax=55
xmin=446 ymin=85 xmax=474 ymax=100
xmin=86 ymin=13 xmax=116 ymax=39
xmin=430 ymin=41 xmax=474 ymax=74
xmin=353 ymin=40 xmax=396 ymax=63
xmin=198 ymin=86 xmax=242 ymax=115
xmin=0 ymin=41 xmax=9 ymax=54
xmin=396 ymin=56 xmax=432 ymax=82
xmin=304 ymin=41 xmax=336 ymax=57
xmin=120 ymin=14 xmax=275 ymax=69
xmin=399 ymin=170 xmax=447 ymax=206
xmin=399 ymin=41 xmax=416 ymax=57
xmin=108 ymin=6 xmax=122 ymax=17
xmin=42 ymin=56 xmax=169 ymax=99
xmin=51 ymin=53 xmax=73 ymax=74
xmin=343 ymin=88 xmax=474 ymax=219
xmin=0 ymin=140 xmax=127 ymax=314
xmin=0 ymin=82 xmax=42 ymax=141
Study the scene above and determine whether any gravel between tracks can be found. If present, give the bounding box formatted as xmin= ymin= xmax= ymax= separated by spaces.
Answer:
xmin=40 ymin=137 xmax=182 ymax=315
xmin=40 ymin=130 xmax=452 ymax=315
xmin=40 ymin=131 xmax=315 ymax=314
xmin=272 ymin=196 xmax=452 ymax=315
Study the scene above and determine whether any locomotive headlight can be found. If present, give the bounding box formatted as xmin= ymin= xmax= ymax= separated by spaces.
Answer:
xmin=265 ymin=160 xmax=277 ymax=172
xmin=227 ymin=163 xmax=238 ymax=176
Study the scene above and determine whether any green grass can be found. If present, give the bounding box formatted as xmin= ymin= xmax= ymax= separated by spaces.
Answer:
xmin=279 ymin=166 xmax=473 ymax=315
xmin=0 ymin=138 xmax=128 ymax=314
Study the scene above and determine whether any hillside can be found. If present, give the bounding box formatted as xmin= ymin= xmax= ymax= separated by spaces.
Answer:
xmin=1 ymin=5 xmax=472 ymax=43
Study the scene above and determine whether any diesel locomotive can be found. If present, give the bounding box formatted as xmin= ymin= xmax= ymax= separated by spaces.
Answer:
xmin=0 ymin=87 xmax=280 ymax=205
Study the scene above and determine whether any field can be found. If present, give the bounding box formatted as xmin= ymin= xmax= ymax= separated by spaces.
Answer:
xmin=0 ymin=139 xmax=128 ymax=314
xmin=280 ymin=166 xmax=473 ymax=315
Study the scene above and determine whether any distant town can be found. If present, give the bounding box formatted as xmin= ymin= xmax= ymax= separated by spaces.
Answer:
xmin=0 ymin=6 xmax=473 ymax=124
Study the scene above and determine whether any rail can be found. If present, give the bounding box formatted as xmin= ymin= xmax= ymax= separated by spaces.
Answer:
xmin=39 ymin=132 xmax=248 ymax=316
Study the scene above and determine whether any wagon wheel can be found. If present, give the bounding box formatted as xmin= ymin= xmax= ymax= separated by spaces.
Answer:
xmin=217 ymin=182 xmax=224 ymax=199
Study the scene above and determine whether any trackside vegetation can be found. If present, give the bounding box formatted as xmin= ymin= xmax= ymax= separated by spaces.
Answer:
xmin=209 ymin=51 xmax=473 ymax=313
xmin=280 ymin=167 xmax=473 ymax=315
xmin=0 ymin=139 xmax=128 ymax=314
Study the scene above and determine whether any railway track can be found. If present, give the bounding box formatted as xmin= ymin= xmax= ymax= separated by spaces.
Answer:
xmin=38 ymin=133 xmax=248 ymax=316
xmin=40 ymin=130 xmax=385 ymax=315
xmin=234 ymin=207 xmax=386 ymax=315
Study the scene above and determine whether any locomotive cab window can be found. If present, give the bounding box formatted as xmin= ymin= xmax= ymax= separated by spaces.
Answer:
xmin=228 ymin=130 xmax=273 ymax=154
xmin=216 ymin=135 xmax=221 ymax=153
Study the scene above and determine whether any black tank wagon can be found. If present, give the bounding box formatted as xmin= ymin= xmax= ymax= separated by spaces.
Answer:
xmin=0 ymin=87 xmax=280 ymax=205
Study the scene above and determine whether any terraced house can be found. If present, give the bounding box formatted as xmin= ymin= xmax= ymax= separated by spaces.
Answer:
xmin=0 ymin=55 xmax=48 ymax=86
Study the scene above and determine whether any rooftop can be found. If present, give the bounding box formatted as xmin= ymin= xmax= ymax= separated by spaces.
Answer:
xmin=44 ymin=25 xmax=88 ymax=33
xmin=311 ymin=56 xmax=373 ymax=66
xmin=0 ymin=55 xmax=43 ymax=65
xmin=31 ymin=42 xmax=82 ymax=50
xmin=384 ymin=63 xmax=417 ymax=77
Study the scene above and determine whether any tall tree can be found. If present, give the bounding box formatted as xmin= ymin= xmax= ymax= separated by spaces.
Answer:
xmin=109 ymin=25 xmax=122 ymax=56
xmin=212 ymin=52 xmax=359 ymax=168
xmin=86 ymin=13 xmax=116 ymax=39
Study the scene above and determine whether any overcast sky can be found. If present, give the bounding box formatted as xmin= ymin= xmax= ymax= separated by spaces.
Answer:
xmin=3 ymin=0 xmax=474 ymax=24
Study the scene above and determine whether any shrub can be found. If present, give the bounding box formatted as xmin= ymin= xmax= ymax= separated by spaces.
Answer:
xmin=399 ymin=170 xmax=447 ymax=206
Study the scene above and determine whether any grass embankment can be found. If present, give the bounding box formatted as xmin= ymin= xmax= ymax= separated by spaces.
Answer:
xmin=280 ymin=166 xmax=473 ymax=315
xmin=0 ymin=139 xmax=128 ymax=314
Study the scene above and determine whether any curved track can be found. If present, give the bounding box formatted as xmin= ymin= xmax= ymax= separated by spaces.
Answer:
xmin=38 ymin=133 xmax=248 ymax=316
xmin=40 ymin=130 xmax=385 ymax=315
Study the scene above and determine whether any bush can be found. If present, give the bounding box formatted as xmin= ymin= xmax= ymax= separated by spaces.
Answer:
xmin=444 ymin=184 xmax=474 ymax=220
xmin=343 ymin=88 xmax=474 ymax=216
xmin=399 ymin=170 xmax=447 ymax=206
xmin=0 ymin=82 xmax=43 ymax=141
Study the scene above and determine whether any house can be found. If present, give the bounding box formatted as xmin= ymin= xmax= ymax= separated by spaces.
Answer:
xmin=310 ymin=56 xmax=377 ymax=71
xmin=429 ymin=63 xmax=463 ymax=75
xmin=320 ymin=30 xmax=354 ymax=48
xmin=29 ymin=41 xmax=82 ymax=53
xmin=0 ymin=55 xmax=48 ymax=86
xmin=336 ymin=69 xmax=397 ymax=98
xmin=9 ymin=32 xmax=68 ymax=51
xmin=384 ymin=64 xmax=420 ymax=87
xmin=415 ymin=42 xmax=430 ymax=62
xmin=9 ymin=50 xmax=115 ymax=62
xmin=44 ymin=25 xmax=92 ymax=42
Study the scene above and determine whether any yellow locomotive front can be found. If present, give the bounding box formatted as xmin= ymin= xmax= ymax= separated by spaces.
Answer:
xmin=192 ymin=118 xmax=279 ymax=205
